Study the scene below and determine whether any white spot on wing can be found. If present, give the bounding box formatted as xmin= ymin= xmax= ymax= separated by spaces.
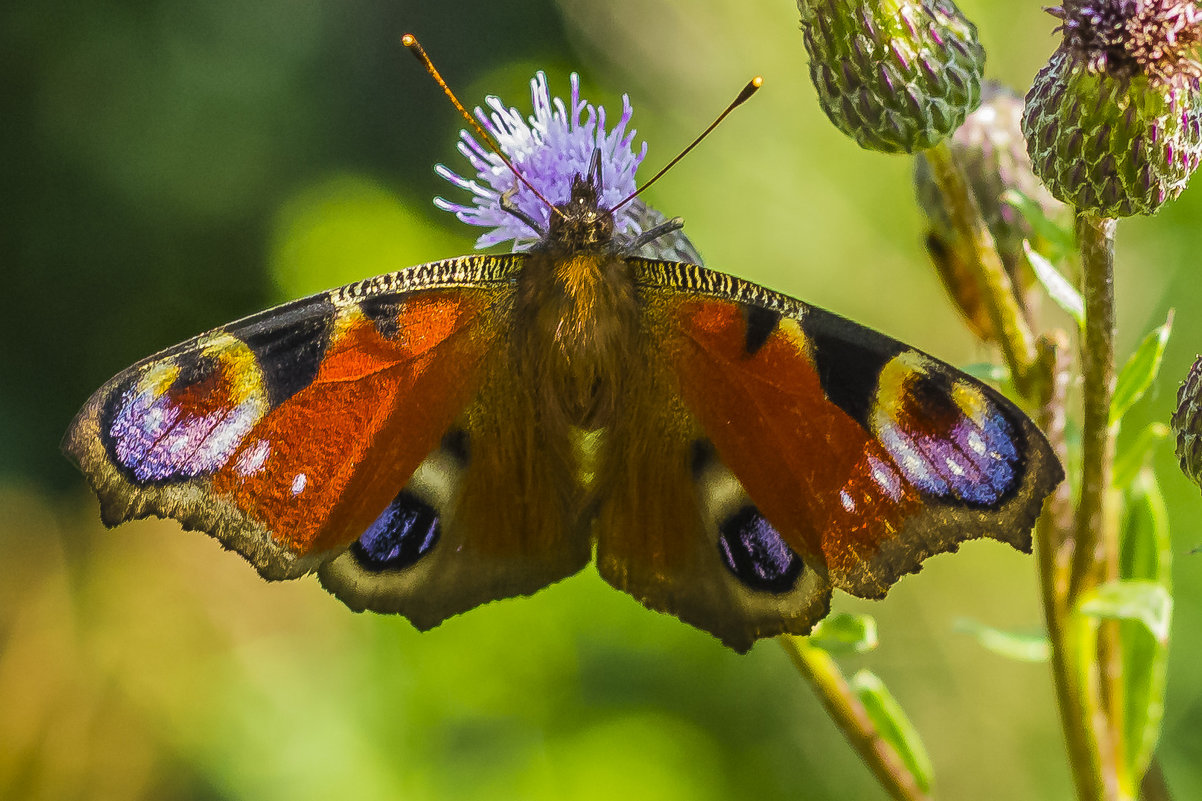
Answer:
xmin=233 ymin=439 xmax=271 ymax=477
xmin=868 ymin=455 xmax=903 ymax=502
xmin=291 ymin=473 xmax=307 ymax=496
xmin=839 ymin=489 xmax=855 ymax=513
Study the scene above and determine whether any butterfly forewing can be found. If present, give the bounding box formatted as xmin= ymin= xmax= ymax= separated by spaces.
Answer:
xmin=628 ymin=258 xmax=1062 ymax=601
xmin=63 ymin=255 xmax=522 ymax=579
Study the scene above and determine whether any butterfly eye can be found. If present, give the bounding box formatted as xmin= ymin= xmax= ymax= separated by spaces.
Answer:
xmin=350 ymin=490 xmax=442 ymax=572
xmin=717 ymin=505 xmax=805 ymax=594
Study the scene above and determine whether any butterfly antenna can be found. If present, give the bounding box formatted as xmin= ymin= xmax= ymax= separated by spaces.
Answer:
xmin=402 ymin=33 xmax=564 ymax=220
xmin=613 ymin=76 xmax=763 ymax=212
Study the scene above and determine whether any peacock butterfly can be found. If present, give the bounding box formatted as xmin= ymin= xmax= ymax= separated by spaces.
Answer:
xmin=62 ymin=47 xmax=1063 ymax=652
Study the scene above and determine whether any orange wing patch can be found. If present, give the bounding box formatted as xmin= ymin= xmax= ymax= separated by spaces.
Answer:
xmin=671 ymin=298 xmax=923 ymax=569
xmin=211 ymin=292 xmax=491 ymax=556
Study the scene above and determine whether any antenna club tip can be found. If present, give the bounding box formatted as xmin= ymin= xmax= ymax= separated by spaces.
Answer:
xmin=733 ymin=76 xmax=763 ymax=105
xmin=401 ymin=33 xmax=418 ymax=48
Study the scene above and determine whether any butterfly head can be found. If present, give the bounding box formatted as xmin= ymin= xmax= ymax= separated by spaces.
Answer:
xmin=543 ymin=168 xmax=616 ymax=253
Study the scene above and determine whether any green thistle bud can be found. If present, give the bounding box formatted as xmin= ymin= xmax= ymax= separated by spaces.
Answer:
xmin=914 ymin=83 xmax=1067 ymax=341
xmin=1172 ymin=355 xmax=1202 ymax=490
xmin=797 ymin=0 xmax=985 ymax=153
xmin=1022 ymin=1 xmax=1202 ymax=217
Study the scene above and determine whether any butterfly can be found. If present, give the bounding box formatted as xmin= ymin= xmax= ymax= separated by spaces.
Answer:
xmin=63 ymin=69 xmax=1063 ymax=653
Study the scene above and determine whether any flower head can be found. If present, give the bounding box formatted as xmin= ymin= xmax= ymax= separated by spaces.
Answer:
xmin=435 ymin=72 xmax=649 ymax=251
xmin=1022 ymin=1 xmax=1202 ymax=216
xmin=1051 ymin=0 xmax=1202 ymax=82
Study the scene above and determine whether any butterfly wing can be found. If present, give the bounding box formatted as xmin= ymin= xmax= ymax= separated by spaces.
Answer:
xmin=64 ymin=254 xmax=590 ymax=629
xmin=594 ymin=259 xmax=1062 ymax=652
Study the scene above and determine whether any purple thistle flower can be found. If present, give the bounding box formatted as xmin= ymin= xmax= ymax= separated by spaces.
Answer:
xmin=435 ymin=72 xmax=649 ymax=251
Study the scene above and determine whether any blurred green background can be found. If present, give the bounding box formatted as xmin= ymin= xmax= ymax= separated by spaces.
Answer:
xmin=4 ymin=0 xmax=1201 ymax=798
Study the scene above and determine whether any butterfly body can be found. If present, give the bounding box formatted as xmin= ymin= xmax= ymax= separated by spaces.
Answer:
xmin=65 ymin=168 xmax=1062 ymax=652
xmin=514 ymin=184 xmax=639 ymax=428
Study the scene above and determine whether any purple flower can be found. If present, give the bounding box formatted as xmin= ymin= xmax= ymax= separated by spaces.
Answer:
xmin=435 ymin=72 xmax=649 ymax=251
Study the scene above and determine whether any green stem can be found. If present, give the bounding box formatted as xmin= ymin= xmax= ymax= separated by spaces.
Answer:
xmin=778 ymin=637 xmax=931 ymax=801
xmin=1071 ymin=211 xmax=1124 ymax=800
xmin=1070 ymin=211 xmax=1118 ymax=599
xmin=1035 ymin=334 xmax=1102 ymax=801
xmin=923 ymin=140 xmax=1039 ymax=393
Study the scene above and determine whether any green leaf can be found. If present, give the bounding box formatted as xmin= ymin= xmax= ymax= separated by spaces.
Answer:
xmin=1077 ymin=580 xmax=1172 ymax=644
xmin=1023 ymin=240 xmax=1083 ymax=327
xmin=1110 ymin=312 xmax=1173 ymax=427
xmin=808 ymin=613 xmax=878 ymax=655
xmin=1112 ymin=423 xmax=1168 ymax=492
xmin=1003 ymin=188 xmax=1076 ymax=259
xmin=849 ymin=670 xmax=934 ymax=793
xmin=953 ymin=618 xmax=1050 ymax=663
xmin=1121 ymin=468 xmax=1172 ymax=584
xmin=1117 ymin=470 xmax=1172 ymax=786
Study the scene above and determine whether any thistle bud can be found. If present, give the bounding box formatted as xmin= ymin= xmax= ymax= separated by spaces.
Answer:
xmin=1022 ymin=1 xmax=1202 ymax=217
xmin=914 ymin=83 xmax=1067 ymax=341
xmin=797 ymin=0 xmax=985 ymax=153
xmin=1173 ymin=355 xmax=1202 ymax=490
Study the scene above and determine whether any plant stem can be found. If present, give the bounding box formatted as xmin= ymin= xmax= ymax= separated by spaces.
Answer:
xmin=1072 ymin=211 xmax=1124 ymax=800
xmin=923 ymin=140 xmax=1039 ymax=393
xmin=1070 ymin=211 xmax=1118 ymax=599
xmin=1035 ymin=334 xmax=1103 ymax=801
xmin=779 ymin=637 xmax=931 ymax=801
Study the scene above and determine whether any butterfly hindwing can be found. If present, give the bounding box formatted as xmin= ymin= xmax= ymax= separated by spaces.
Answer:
xmin=318 ymin=323 xmax=593 ymax=629
xmin=629 ymin=259 xmax=1062 ymax=605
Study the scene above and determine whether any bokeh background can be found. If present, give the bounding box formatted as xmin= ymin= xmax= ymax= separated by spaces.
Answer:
xmin=4 ymin=1 xmax=1201 ymax=798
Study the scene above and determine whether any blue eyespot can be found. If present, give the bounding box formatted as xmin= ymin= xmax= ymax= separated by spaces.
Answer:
xmin=717 ymin=506 xmax=803 ymax=594
xmin=351 ymin=490 xmax=441 ymax=572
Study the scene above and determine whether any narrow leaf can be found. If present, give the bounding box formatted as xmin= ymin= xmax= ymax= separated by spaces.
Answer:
xmin=1023 ymin=240 xmax=1083 ymax=326
xmin=1112 ymin=423 xmax=1168 ymax=492
xmin=1003 ymin=188 xmax=1076 ymax=258
xmin=1111 ymin=312 xmax=1174 ymax=426
xmin=1119 ymin=469 xmax=1172 ymax=784
xmin=849 ymin=670 xmax=934 ymax=793
xmin=1121 ymin=468 xmax=1172 ymax=584
xmin=954 ymin=618 xmax=1050 ymax=663
xmin=1078 ymin=580 xmax=1172 ymax=644
xmin=808 ymin=613 xmax=878 ymax=655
